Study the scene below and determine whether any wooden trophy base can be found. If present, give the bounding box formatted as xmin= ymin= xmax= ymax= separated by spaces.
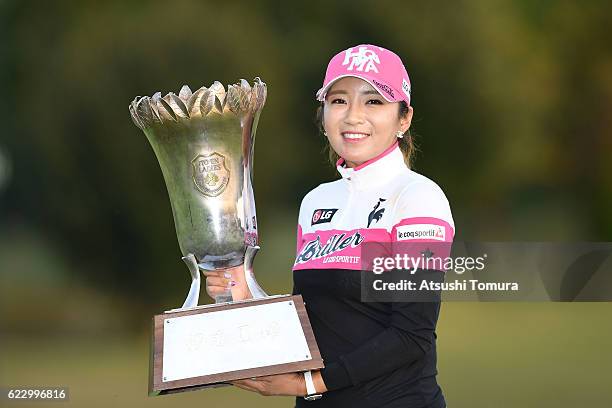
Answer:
xmin=149 ymin=294 xmax=323 ymax=395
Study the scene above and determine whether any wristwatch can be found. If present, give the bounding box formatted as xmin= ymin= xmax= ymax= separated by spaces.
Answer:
xmin=303 ymin=370 xmax=323 ymax=401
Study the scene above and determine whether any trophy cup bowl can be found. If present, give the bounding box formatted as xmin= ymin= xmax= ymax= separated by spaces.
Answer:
xmin=129 ymin=79 xmax=323 ymax=395
xmin=130 ymin=79 xmax=267 ymax=305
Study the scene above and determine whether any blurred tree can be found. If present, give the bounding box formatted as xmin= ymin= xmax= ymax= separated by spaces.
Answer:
xmin=1 ymin=0 xmax=611 ymax=315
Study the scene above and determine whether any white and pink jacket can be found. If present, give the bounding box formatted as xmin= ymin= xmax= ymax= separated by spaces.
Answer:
xmin=293 ymin=142 xmax=455 ymax=272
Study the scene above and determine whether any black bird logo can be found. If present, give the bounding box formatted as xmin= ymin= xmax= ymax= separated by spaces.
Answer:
xmin=367 ymin=198 xmax=387 ymax=227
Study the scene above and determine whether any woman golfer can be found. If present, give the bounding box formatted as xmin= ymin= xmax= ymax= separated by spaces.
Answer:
xmin=206 ymin=44 xmax=455 ymax=408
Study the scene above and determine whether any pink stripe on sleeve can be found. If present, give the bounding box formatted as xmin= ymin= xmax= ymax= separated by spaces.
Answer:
xmin=390 ymin=217 xmax=454 ymax=269
xmin=391 ymin=217 xmax=454 ymax=243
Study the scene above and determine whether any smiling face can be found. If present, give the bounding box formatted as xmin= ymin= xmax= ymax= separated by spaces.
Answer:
xmin=323 ymin=77 xmax=413 ymax=168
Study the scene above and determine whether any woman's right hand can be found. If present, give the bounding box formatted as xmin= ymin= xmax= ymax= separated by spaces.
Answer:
xmin=203 ymin=264 xmax=252 ymax=301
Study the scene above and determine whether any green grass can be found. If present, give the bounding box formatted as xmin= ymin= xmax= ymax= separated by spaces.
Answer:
xmin=2 ymin=303 xmax=611 ymax=408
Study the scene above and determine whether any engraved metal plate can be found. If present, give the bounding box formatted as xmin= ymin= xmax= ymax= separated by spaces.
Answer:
xmin=161 ymin=300 xmax=311 ymax=382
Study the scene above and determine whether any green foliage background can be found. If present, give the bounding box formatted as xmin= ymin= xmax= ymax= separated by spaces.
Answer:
xmin=1 ymin=1 xmax=611 ymax=407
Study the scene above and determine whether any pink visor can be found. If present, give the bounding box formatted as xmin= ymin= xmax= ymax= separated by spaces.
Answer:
xmin=316 ymin=44 xmax=411 ymax=105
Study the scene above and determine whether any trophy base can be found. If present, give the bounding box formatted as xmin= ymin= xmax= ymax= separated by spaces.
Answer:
xmin=149 ymin=294 xmax=323 ymax=396
xmin=153 ymin=381 xmax=231 ymax=396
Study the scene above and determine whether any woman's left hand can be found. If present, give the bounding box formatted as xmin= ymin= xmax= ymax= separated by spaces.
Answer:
xmin=231 ymin=372 xmax=306 ymax=397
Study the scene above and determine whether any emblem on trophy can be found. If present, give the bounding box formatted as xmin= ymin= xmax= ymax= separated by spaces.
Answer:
xmin=191 ymin=152 xmax=230 ymax=197
xmin=129 ymin=78 xmax=322 ymax=395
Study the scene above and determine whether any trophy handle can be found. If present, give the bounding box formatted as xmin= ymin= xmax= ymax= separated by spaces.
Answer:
xmin=244 ymin=245 xmax=268 ymax=299
xmin=181 ymin=253 xmax=201 ymax=309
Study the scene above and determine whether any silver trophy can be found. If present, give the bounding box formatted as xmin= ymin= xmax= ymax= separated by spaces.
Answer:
xmin=130 ymin=79 xmax=323 ymax=395
xmin=129 ymin=78 xmax=268 ymax=306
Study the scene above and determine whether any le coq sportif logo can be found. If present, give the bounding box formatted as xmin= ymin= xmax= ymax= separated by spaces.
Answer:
xmin=396 ymin=224 xmax=446 ymax=241
xmin=367 ymin=198 xmax=386 ymax=228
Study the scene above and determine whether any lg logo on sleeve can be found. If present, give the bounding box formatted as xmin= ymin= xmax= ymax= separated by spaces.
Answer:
xmin=311 ymin=209 xmax=338 ymax=226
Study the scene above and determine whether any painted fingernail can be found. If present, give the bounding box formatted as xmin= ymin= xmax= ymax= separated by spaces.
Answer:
xmin=230 ymin=280 xmax=237 ymax=287
xmin=224 ymin=273 xmax=231 ymax=279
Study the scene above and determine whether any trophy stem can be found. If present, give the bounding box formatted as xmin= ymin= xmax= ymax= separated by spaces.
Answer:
xmin=244 ymin=245 xmax=268 ymax=299
xmin=181 ymin=254 xmax=201 ymax=309
xmin=211 ymin=245 xmax=268 ymax=304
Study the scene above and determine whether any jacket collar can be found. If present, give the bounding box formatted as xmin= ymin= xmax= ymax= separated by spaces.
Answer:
xmin=336 ymin=142 xmax=407 ymax=190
